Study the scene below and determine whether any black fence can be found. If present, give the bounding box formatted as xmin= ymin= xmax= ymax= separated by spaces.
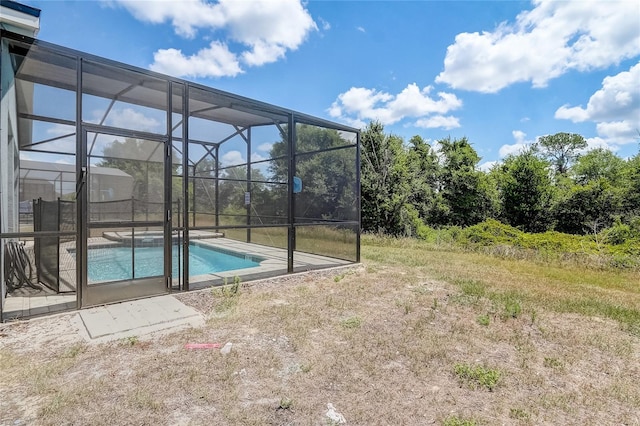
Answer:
xmin=89 ymin=197 xmax=165 ymax=222
xmin=33 ymin=198 xmax=75 ymax=292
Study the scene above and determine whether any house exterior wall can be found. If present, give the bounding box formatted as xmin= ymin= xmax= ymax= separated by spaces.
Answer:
xmin=0 ymin=38 xmax=21 ymax=313
xmin=0 ymin=1 xmax=40 ymax=316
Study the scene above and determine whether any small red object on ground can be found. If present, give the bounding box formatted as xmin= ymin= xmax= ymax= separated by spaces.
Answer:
xmin=184 ymin=343 xmax=221 ymax=349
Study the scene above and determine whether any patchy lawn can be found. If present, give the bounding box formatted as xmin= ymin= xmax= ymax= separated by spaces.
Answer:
xmin=1 ymin=239 xmax=639 ymax=425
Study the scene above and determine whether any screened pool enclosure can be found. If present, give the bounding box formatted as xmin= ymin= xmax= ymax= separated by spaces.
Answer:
xmin=0 ymin=28 xmax=360 ymax=319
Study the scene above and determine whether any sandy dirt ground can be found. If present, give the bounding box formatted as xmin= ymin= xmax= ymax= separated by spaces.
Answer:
xmin=1 ymin=263 xmax=639 ymax=425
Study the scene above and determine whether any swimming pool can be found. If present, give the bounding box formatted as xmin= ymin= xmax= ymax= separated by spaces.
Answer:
xmin=86 ymin=244 xmax=261 ymax=283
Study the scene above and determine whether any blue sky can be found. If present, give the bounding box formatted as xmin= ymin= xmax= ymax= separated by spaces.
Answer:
xmin=25 ymin=0 xmax=640 ymax=169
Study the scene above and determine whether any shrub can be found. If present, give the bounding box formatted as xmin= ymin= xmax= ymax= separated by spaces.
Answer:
xmin=602 ymin=221 xmax=637 ymax=245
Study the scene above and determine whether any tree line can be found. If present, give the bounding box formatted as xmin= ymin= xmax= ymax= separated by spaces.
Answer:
xmin=361 ymin=121 xmax=640 ymax=238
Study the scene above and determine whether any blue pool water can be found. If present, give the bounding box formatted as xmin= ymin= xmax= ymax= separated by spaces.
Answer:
xmin=87 ymin=244 xmax=260 ymax=282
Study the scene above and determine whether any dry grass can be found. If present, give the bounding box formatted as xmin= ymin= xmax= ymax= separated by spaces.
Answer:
xmin=1 ymin=237 xmax=639 ymax=425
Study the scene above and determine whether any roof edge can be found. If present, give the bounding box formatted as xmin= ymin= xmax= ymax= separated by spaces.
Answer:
xmin=1 ymin=0 xmax=40 ymax=18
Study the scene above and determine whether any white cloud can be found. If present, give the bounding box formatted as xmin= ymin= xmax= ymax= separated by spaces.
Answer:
xmin=110 ymin=0 xmax=317 ymax=77
xmin=250 ymin=152 xmax=267 ymax=163
xmin=584 ymin=136 xmax=619 ymax=152
xmin=356 ymin=26 xmax=366 ymax=33
xmin=555 ymin=62 xmax=640 ymax=145
xmin=415 ymin=115 xmax=460 ymax=130
xmin=329 ymin=83 xmax=462 ymax=130
xmin=499 ymin=143 xmax=528 ymax=158
xmin=150 ymin=42 xmax=242 ymax=78
xmin=221 ymin=150 xmax=245 ymax=166
xmin=110 ymin=0 xmax=224 ymax=38
xmin=436 ymin=0 xmax=640 ymax=93
xmin=215 ymin=149 xmax=270 ymax=173
xmin=46 ymin=123 xmax=75 ymax=136
xmin=596 ymin=121 xmax=634 ymax=140
xmin=498 ymin=130 xmax=535 ymax=157
xmin=318 ymin=17 xmax=330 ymax=31
xmin=478 ymin=160 xmax=498 ymax=172
xmin=241 ymin=40 xmax=287 ymax=67
xmin=257 ymin=142 xmax=273 ymax=152
xmin=106 ymin=108 xmax=162 ymax=133
xmin=512 ymin=130 xmax=527 ymax=144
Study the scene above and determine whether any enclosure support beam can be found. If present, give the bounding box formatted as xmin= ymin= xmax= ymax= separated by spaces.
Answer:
xmin=75 ymin=56 xmax=84 ymax=309
xmin=246 ymin=127 xmax=251 ymax=243
xmin=356 ymin=131 xmax=362 ymax=263
xmin=287 ymin=114 xmax=295 ymax=273
xmin=215 ymin=145 xmax=220 ymax=228
xmin=182 ymin=83 xmax=190 ymax=291
xmin=164 ymin=80 xmax=172 ymax=292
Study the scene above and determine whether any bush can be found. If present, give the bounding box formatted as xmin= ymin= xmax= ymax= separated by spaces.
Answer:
xmin=364 ymin=218 xmax=640 ymax=271
xmin=463 ymin=219 xmax=522 ymax=245
xmin=602 ymin=221 xmax=637 ymax=245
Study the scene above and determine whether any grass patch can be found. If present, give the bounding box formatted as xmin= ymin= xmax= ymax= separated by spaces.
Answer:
xmin=277 ymin=397 xmax=293 ymax=410
xmin=340 ymin=316 xmax=362 ymax=329
xmin=458 ymin=279 xmax=486 ymax=299
xmin=476 ymin=314 xmax=490 ymax=326
xmin=443 ymin=415 xmax=478 ymax=426
xmin=363 ymin=235 xmax=640 ymax=334
xmin=495 ymin=294 xmax=523 ymax=320
xmin=214 ymin=276 xmax=242 ymax=313
xmin=62 ymin=343 xmax=87 ymax=358
xmin=454 ymin=363 xmax=501 ymax=391
xmin=509 ymin=407 xmax=530 ymax=421
xmin=122 ymin=336 xmax=139 ymax=346
xmin=543 ymin=357 xmax=564 ymax=370
xmin=395 ymin=299 xmax=414 ymax=314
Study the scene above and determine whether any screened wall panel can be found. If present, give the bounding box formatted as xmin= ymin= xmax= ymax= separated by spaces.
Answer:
xmin=250 ymin=182 xmax=288 ymax=225
xmin=294 ymin=145 xmax=358 ymax=223
xmin=86 ymin=132 xmax=165 ymax=223
xmin=191 ymin=177 xmax=217 ymax=227
xmin=295 ymin=123 xmax=357 ymax=155
xmin=82 ymin=61 xmax=167 ymax=136
xmin=294 ymin=224 xmax=358 ymax=263
xmin=85 ymin=226 xmax=164 ymax=284
xmin=225 ymin=226 xmax=288 ymax=249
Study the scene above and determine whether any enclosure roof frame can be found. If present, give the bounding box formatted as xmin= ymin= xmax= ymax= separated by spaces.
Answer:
xmin=1 ymin=29 xmax=359 ymax=134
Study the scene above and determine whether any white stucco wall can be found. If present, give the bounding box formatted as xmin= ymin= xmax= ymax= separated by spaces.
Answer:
xmin=1 ymin=2 xmax=40 ymax=317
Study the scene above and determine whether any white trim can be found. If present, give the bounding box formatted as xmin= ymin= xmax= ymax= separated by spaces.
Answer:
xmin=0 ymin=5 xmax=40 ymax=36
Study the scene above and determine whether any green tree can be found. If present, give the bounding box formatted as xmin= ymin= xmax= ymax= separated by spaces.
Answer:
xmin=406 ymin=135 xmax=446 ymax=226
xmin=554 ymin=178 xmax=622 ymax=235
xmin=499 ymin=149 xmax=554 ymax=232
xmin=217 ymin=165 xmax=276 ymax=224
xmin=622 ymin=154 xmax=640 ymax=218
xmin=538 ymin=132 xmax=587 ymax=175
xmin=438 ymin=136 xmax=493 ymax=227
xmin=360 ymin=121 xmax=412 ymax=235
xmin=571 ymin=148 xmax=625 ymax=186
xmin=269 ymin=124 xmax=358 ymax=223
xmin=98 ymin=137 xmax=165 ymax=202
